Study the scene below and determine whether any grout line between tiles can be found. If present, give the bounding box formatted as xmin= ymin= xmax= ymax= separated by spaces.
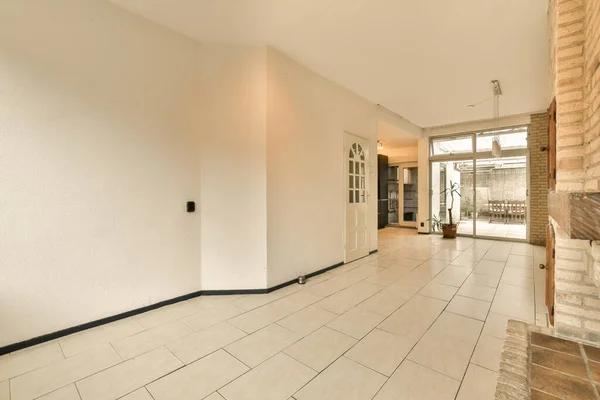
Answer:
xmin=579 ymin=344 xmax=600 ymax=400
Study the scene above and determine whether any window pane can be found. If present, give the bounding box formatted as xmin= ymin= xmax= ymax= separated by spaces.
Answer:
xmin=349 ymin=149 xmax=354 ymax=158
xmin=361 ymin=162 xmax=365 ymax=175
xmin=349 ymin=160 xmax=354 ymax=173
xmin=352 ymin=143 xmax=357 ymax=152
xmin=355 ymin=176 xmax=359 ymax=188
xmin=349 ymin=175 xmax=354 ymax=188
xmin=355 ymin=161 xmax=360 ymax=173
xmin=476 ymin=128 xmax=528 ymax=152
xmin=357 ymin=144 xmax=363 ymax=153
xmin=355 ymin=190 xmax=359 ymax=202
xmin=349 ymin=190 xmax=354 ymax=203
xmin=431 ymin=135 xmax=473 ymax=156
xmin=360 ymin=190 xmax=365 ymax=203
xmin=361 ymin=176 xmax=365 ymax=189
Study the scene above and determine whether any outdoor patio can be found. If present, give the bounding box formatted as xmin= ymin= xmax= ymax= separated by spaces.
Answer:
xmin=457 ymin=220 xmax=526 ymax=240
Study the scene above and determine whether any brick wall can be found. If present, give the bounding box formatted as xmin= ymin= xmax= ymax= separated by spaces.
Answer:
xmin=550 ymin=0 xmax=600 ymax=341
xmin=584 ymin=0 xmax=600 ymax=191
xmin=530 ymin=113 xmax=549 ymax=245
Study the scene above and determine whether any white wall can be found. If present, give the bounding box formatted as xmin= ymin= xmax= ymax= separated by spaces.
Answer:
xmin=0 ymin=0 xmax=206 ymax=346
xmin=199 ymin=45 xmax=268 ymax=290
xmin=378 ymin=145 xmax=418 ymax=164
xmin=266 ymin=48 xmax=379 ymax=287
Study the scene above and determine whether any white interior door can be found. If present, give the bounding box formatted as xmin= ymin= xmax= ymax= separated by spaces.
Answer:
xmin=345 ymin=134 xmax=369 ymax=262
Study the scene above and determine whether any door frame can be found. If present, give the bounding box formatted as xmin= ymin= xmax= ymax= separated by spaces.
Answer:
xmin=343 ymin=132 xmax=370 ymax=264
xmin=397 ymin=163 xmax=418 ymax=228
xmin=427 ymin=125 xmax=530 ymax=242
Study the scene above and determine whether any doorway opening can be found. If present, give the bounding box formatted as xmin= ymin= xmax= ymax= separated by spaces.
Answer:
xmin=387 ymin=164 xmax=418 ymax=227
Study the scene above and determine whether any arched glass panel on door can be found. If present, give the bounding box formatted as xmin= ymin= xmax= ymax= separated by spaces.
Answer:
xmin=348 ymin=143 xmax=366 ymax=204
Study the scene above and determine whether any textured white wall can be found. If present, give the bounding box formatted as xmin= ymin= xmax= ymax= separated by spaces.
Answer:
xmin=199 ymin=45 xmax=268 ymax=290
xmin=0 ymin=0 xmax=206 ymax=347
xmin=265 ymin=48 xmax=379 ymax=287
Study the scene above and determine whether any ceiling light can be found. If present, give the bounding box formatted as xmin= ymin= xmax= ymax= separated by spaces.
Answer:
xmin=377 ymin=140 xmax=384 ymax=150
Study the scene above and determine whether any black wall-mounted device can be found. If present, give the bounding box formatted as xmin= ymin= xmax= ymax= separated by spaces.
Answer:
xmin=186 ymin=201 xmax=195 ymax=213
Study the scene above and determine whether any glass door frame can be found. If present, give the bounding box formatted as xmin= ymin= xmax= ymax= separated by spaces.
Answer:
xmin=428 ymin=125 xmax=531 ymax=242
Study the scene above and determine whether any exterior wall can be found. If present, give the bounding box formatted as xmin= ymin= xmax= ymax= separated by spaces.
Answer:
xmin=530 ymin=113 xmax=549 ymax=245
xmin=583 ymin=0 xmax=600 ymax=191
xmin=549 ymin=0 xmax=600 ymax=341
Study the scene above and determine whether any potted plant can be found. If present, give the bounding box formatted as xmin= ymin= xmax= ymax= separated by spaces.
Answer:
xmin=441 ymin=180 xmax=461 ymax=239
xmin=428 ymin=214 xmax=443 ymax=233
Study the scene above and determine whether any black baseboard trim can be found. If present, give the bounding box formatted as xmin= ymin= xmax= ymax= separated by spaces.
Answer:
xmin=201 ymin=288 xmax=267 ymax=296
xmin=369 ymin=249 xmax=378 ymax=255
xmin=417 ymin=232 xmax=430 ymax=235
xmin=0 ymin=290 xmax=203 ymax=356
xmin=0 ymin=260 xmax=345 ymax=356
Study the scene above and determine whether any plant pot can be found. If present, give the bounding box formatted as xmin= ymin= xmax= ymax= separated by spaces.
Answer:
xmin=442 ymin=224 xmax=457 ymax=239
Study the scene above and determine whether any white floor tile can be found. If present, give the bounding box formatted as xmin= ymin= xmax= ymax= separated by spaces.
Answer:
xmin=219 ymin=353 xmax=316 ymax=400
xmin=181 ymin=305 xmax=246 ymax=332
xmin=326 ymin=308 xmax=385 ymax=339
xmin=0 ymin=382 xmax=8 ymax=400
xmin=378 ymin=295 xmax=447 ymax=341
xmin=432 ymin=266 xmax=472 ymax=287
xmin=36 ymin=384 xmax=80 ymax=400
xmin=463 ymin=274 xmax=500 ymax=288
xmin=456 ymin=364 xmax=498 ymax=400
xmin=0 ymin=342 xmax=64 ymax=382
xmin=284 ymin=326 xmax=356 ymax=372
xmin=481 ymin=312 xmax=514 ymax=339
xmin=457 ymin=283 xmax=496 ymax=302
xmin=446 ymin=296 xmax=491 ymax=321
xmin=134 ymin=301 xmax=201 ymax=330
xmin=506 ymin=254 xmax=533 ymax=269
xmin=374 ymin=360 xmax=460 ymax=400
xmin=233 ymin=286 xmax=300 ymax=311
xmin=294 ymin=357 xmax=386 ymax=400
xmin=76 ymin=347 xmax=182 ymax=400
xmin=167 ymin=322 xmax=247 ymax=364
xmin=407 ymin=329 xmax=474 ymax=380
xmin=224 ymin=324 xmax=301 ymax=367
xmin=470 ymin=335 xmax=504 ymax=372
xmin=111 ymin=320 xmax=192 ymax=360
xmin=426 ymin=312 xmax=483 ymax=346
xmin=345 ymin=329 xmax=414 ymax=376
xmin=205 ymin=393 xmax=226 ymax=400
xmin=146 ymin=350 xmax=248 ymax=400
xmin=473 ymin=260 xmax=505 ymax=278
xmin=276 ymin=305 xmax=338 ymax=337
xmin=59 ymin=318 xmax=145 ymax=358
xmin=120 ymin=388 xmax=154 ymax=400
xmin=357 ymin=283 xmax=417 ymax=316
xmin=315 ymin=282 xmax=383 ymax=315
xmin=10 ymin=344 xmax=121 ymax=400
xmin=418 ymin=282 xmax=458 ymax=301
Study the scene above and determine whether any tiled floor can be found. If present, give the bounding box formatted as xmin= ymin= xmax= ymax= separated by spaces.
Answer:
xmin=457 ymin=220 xmax=527 ymax=240
xmin=0 ymin=228 xmax=547 ymax=400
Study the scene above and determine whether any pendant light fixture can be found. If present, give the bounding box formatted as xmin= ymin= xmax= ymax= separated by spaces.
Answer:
xmin=377 ymin=140 xmax=384 ymax=150
xmin=491 ymin=80 xmax=502 ymax=158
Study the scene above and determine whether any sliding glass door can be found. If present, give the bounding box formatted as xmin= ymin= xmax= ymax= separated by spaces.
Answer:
xmin=429 ymin=126 xmax=529 ymax=241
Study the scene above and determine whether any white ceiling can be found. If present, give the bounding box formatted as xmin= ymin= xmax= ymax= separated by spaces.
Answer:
xmin=110 ymin=0 xmax=549 ymax=128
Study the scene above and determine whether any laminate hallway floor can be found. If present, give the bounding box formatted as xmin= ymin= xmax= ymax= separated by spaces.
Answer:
xmin=0 ymin=227 xmax=548 ymax=400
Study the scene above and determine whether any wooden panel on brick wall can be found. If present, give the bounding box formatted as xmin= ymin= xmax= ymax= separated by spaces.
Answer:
xmin=548 ymin=191 xmax=600 ymax=240
xmin=548 ymin=98 xmax=557 ymax=190
xmin=546 ymin=223 xmax=555 ymax=326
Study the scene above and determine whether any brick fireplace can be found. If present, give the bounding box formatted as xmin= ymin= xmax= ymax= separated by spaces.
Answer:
xmin=547 ymin=0 xmax=600 ymax=342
